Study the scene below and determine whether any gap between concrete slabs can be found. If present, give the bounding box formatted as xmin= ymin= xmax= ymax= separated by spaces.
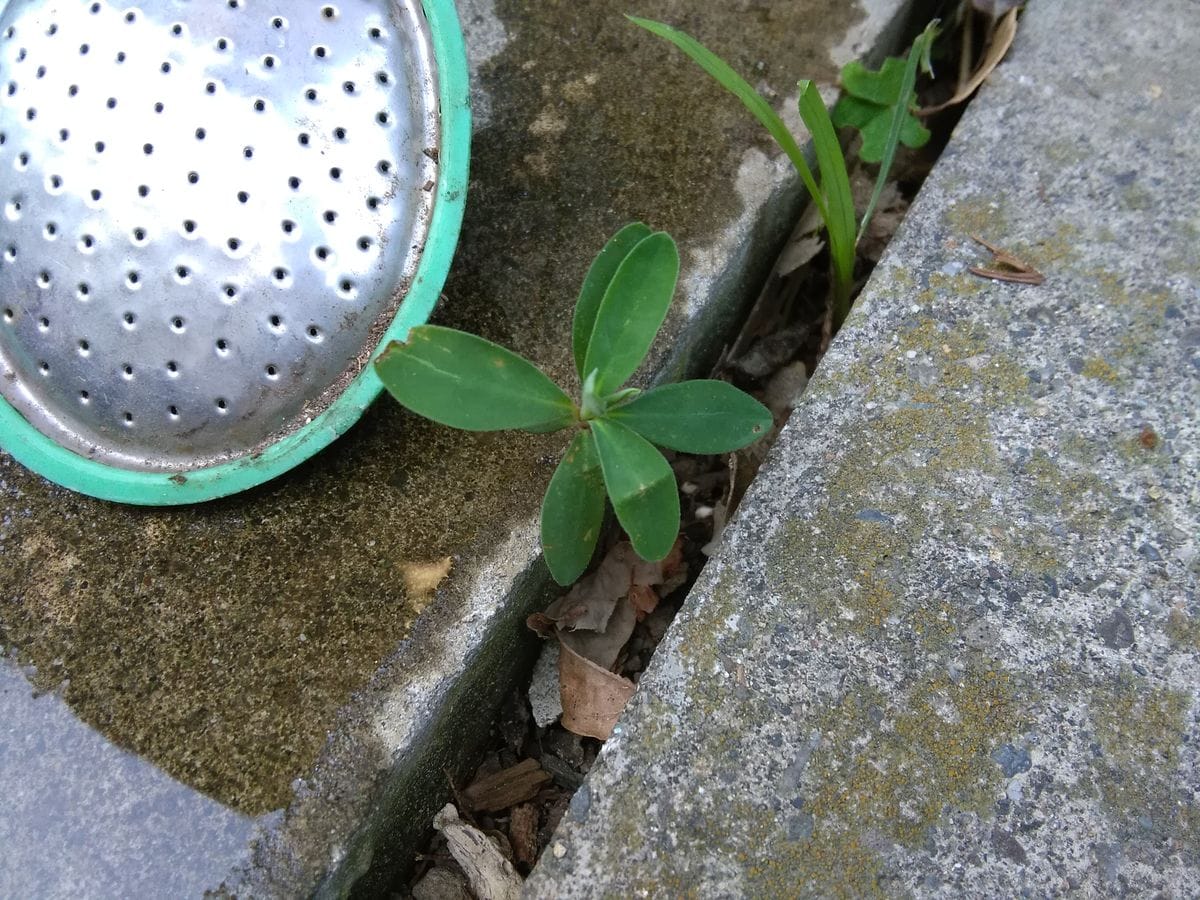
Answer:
xmin=526 ymin=1 xmax=1200 ymax=895
xmin=227 ymin=1 xmax=921 ymax=895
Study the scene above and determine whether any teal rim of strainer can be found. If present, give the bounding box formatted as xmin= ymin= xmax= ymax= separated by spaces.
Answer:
xmin=0 ymin=0 xmax=470 ymax=505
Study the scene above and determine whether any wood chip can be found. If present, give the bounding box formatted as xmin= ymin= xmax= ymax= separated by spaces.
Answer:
xmin=508 ymin=803 xmax=540 ymax=869
xmin=462 ymin=758 xmax=552 ymax=813
xmin=431 ymin=805 xmax=523 ymax=900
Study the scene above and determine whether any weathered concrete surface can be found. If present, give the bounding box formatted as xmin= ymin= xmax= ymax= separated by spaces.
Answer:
xmin=528 ymin=1 xmax=1200 ymax=896
xmin=0 ymin=0 xmax=916 ymax=895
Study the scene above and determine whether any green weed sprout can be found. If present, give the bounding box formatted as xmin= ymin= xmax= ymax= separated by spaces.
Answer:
xmin=629 ymin=17 xmax=938 ymax=328
xmin=375 ymin=224 xmax=772 ymax=586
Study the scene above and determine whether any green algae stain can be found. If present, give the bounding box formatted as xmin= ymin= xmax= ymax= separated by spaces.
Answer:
xmin=1089 ymin=671 xmax=1196 ymax=843
xmin=808 ymin=668 xmax=1021 ymax=847
xmin=1166 ymin=608 xmax=1200 ymax=650
xmin=1081 ymin=356 xmax=1119 ymax=382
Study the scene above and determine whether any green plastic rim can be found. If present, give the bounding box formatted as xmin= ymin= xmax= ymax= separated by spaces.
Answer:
xmin=0 ymin=0 xmax=471 ymax=505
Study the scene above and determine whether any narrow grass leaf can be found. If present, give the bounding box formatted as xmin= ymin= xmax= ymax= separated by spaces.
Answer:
xmin=858 ymin=21 xmax=939 ymax=243
xmin=541 ymin=430 xmax=606 ymax=585
xmin=627 ymin=16 xmax=828 ymax=223
xmin=608 ymin=380 xmax=773 ymax=453
xmin=797 ymin=79 xmax=856 ymax=320
xmin=376 ymin=326 xmax=576 ymax=432
xmin=590 ymin=419 xmax=679 ymax=562
xmin=573 ymin=223 xmax=652 ymax=382
xmin=582 ymin=232 xmax=679 ymax=395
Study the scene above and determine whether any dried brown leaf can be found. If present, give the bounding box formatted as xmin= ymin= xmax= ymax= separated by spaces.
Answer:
xmin=558 ymin=595 xmax=637 ymax=670
xmin=921 ymin=8 xmax=1019 ymax=115
xmin=558 ymin=640 xmax=636 ymax=740
xmin=968 ymin=233 xmax=1046 ymax=285
xmin=541 ymin=542 xmax=638 ymax=632
xmin=628 ymin=583 xmax=660 ymax=620
xmin=462 ymin=759 xmax=552 ymax=814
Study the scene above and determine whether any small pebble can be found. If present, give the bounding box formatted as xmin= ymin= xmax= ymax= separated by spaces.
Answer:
xmin=552 ymin=842 xmax=567 ymax=859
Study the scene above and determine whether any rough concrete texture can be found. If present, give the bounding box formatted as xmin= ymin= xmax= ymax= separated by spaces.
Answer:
xmin=528 ymin=2 xmax=1200 ymax=896
xmin=0 ymin=0 xmax=915 ymax=895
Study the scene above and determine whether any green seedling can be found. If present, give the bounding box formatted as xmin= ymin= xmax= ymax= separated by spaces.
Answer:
xmin=375 ymin=224 xmax=773 ymax=586
xmin=629 ymin=17 xmax=938 ymax=328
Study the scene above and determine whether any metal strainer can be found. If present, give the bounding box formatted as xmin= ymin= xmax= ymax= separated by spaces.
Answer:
xmin=0 ymin=0 xmax=469 ymax=503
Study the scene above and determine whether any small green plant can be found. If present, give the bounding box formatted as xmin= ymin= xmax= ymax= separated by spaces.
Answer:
xmin=375 ymin=224 xmax=772 ymax=585
xmin=629 ymin=17 xmax=938 ymax=328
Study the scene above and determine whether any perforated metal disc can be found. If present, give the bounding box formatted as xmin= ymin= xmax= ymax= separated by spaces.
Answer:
xmin=0 ymin=0 xmax=469 ymax=502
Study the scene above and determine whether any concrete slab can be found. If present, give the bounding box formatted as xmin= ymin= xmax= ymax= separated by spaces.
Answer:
xmin=0 ymin=0 xmax=914 ymax=894
xmin=527 ymin=1 xmax=1200 ymax=895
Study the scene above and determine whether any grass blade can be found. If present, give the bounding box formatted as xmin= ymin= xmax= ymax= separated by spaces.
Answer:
xmin=582 ymin=232 xmax=679 ymax=395
xmin=608 ymin=380 xmax=773 ymax=453
xmin=573 ymin=223 xmax=653 ymax=383
xmin=541 ymin=430 xmax=606 ymax=585
xmin=590 ymin=419 xmax=679 ymax=562
xmin=797 ymin=79 xmax=856 ymax=324
xmin=376 ymin=326 xmax=577 ymax=432
xmin=858 ymin=21 xmax=939 ymax=244
xmin=627 ymin=16 xmax=828 ymax=223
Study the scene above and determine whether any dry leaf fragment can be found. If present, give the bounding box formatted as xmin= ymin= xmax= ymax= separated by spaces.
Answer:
xmin=400 ymin=556 xmax=453 ymax=599
xmin=541 ymin=542 xmax=639 ymax=632
xmin=508 ymin=803 xmax=540 ymax=870
xmin=431 ymin=804 xmax=523 ymax=900
xmin=558 ymin=641 xmax=636 ymax=740
xmin=463 ymin=759 xmax=552 ymax=813
xmin=921 ymin=8 xmax=1019 ymax=115
xmin=628 ymin=583 xmax=660 ymax=620
xmin=558 ymin=595 xmax=637 ymax=671
xmin=968 ymin=233 xmax=1046 ymax=285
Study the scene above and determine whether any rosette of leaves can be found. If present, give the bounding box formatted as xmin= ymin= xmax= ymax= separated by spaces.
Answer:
xmin=375 ymin=224 xmax=772 ymax=585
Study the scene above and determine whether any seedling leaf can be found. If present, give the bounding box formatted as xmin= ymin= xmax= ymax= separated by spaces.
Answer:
xmin=590 ymin=419 xmax=679 ymax=562
xmin=573 ymin=223 xmax=653 ymax=383
xmin=376 ymin=326 xmax=577 ymax=432
xmin=582 ymin=232 xmax=679 ymax=395
xmin=797 ymin=79 xmax=856 ymax=322
xmin=831 ymin=55 xmax=931 ymax=164
xmin=609 ymin=380 xmax=773 ymax=453
xmin=541 ymin=430 xmax=606 ymax=585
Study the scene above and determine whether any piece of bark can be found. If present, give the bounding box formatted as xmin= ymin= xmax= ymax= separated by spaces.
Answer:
xmin=431 ymin=804 xmax=523 ymax=900
xmin=508 ymin=803 xmax=540 ymax=869
xmin=462 ymin=758 xmax=552 ymax=813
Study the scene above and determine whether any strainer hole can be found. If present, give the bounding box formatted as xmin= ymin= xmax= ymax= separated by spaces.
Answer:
xmin=2 ymin=308 xmax=11 ymax=321
xmin=78 ymin=339 xmax=89 ymax=354
xmin=26 ymin=108 xmax=36 ymax=121
xmin=216 ymin=38 xmax=228 ymax=51
xmin=80 ymin=390 xmax=90 ymax=402
xmin=323 ymin=210 xmax=337 ymax=223
xmin=227 ymin=0 xmax=239 ymax=9
xmin=79 ymin=43 xmax=89 ymax=55
xmin=205 ymin=83 xmax=216 ymax=95
xmin=378 ymin=160 xmax=392 ymax=175
xmin=3 ymin=246 xmax=14 ymax=260
xmin=314 ymin=46 xmax=327 ymax=59
xmin=357 ymin=237 xmax=372 ymax=251
xmin=127 ymin=271 xmax=140 ymax=286
xmin=122 ymin=364 xmax=133 ymax=377
xmin=137 ymin=185 xmax=149 ymax=198
xmin=273 ymin=267 xmax=289 ymax=282
xmin=342 ymin=81 xmax=355 ymax=94
xmin=58 ymin=128 xmax=69 ymax=141
xmin=171 ymin=317 xmax=184 ymax=331
xmin=90 ymin=188 xmax=102 ymax=202
xmin=305 ymin=89 xmax=317 ymax=102
xmin=195 ymin=127 xmax=206 ymax=140
xmin=5 ymin=83 xmax=14 ymax=98
xmin=68 ymin=84 xmax=78 ymax=96
xmin=366 ymin=196 xmax=380 ymax=210
xmin=368 ymin=27 xmax=382 ymax=39
xmin=216 ymin=398 xmax=228 ymax=411
xmin=223 ymin=284 xmax=237 ymax=299
xmin=227 ymin=237 xmax=241 ymax=252
xmin=306 ymin=325 xmax=321 ymax=341
xmin=334 ymin=126 xmax=346 ymax=140
xmin=39 ymin=361 xmax=49 ymax=374
xmin=124 ymin=11 xmax=136 ymax=23
xmin=168 ymin=405 xmax=179 ymax=417
xmin=182 ymin=219 xmax=197 ymax=234
xmin=142 ymin=142 xmax=154 ymax=155
xmin=187 ymin=172 xmax=199 ymax=184
xmin=281 ymin=219 xmax=296 ymax=234
xmin=314 ymin=246 xmax=330 ymax=261
xmin=339 ymin=279 xmax=354 ymax=295
xmin=329 ymin=167 xmax=341 ymax=181
xmin=263 ymin=56 xmax=276 ymax=69
xmin=77 ymin=283 xmax=89 ymax=298
xmin=237 ymin=190 xmax=249 ymax=203
xmin=116 ymin=52 xmax=126 ymax=63
xmin=322 ymin=6 xmax=337 ymax=19
xmin=376 ymin=111 xmax=390 ymax=126
xmin=36 ymin=66 xmax=46 ymax=79
xmin=298 ymin=133 xmax=310 ymax=146
xmin=80 ymin=234 xmax=95 ymax=250
xmin=38 ymin=317 xmax=49 ymax=330
xmin=243 ymin=146 xmax=254 ymax=158
xmin=288 ymin=176 xmax=300 ymax=190
xmin=123 ymin=312 xmax=136 ymax=326
xmin=171 ymin=23 xmax=183 ymax=36
xmin=90 ymin=1 xmax=99 ymax=12
xmin=37 ymin=270 xmax=51 ymax=287
xmin=133 ymin=227 xmax=146 ymax=242
xmin=265 ymin=365 xmax=278 ymax=378
xmin=44 ymin=222 xmax=57 ymax=237
xmin=272 ymin=17 xmax=285 ymax=29
xmin=160 ymin=62 xmax=171 ymax=74
xmin=17 ymin=151 xmax=28 ymax=167
xmin=377 ymin=71 xmax=390 ymax=85
xmin=123 ymin=412 xmax=133 ymax=425
xmin=175 ymin=265 xmax=190 ymax=281
xmin=269 ymin=314 xmax=283 ymax=330
xmin=105 ymin=97 xmax=116 ymax=109
xmin=94 ymin=140 xmax=105 ymax=152
xmin=215 ymin=339 xmax=228 ymax=354
xmin=48 ymin=175 xmax=62 ymax=190
xmin=154 ymin=101 xmax=164 ymax=112
xmin=166 ymin=361 xmax=178 ymax=374
xmin=253 ymin=98 xmax=265 ymax=112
